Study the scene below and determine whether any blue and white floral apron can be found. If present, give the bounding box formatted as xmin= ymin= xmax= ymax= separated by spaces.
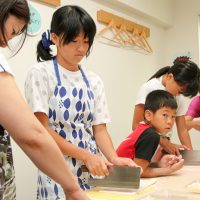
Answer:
xmin=37 ymin=58 xmax=98 ymax=200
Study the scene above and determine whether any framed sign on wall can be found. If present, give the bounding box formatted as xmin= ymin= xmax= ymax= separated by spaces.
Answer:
xmin=36 ymin=0 xmax=60 ymax=7
xmin=27 ymin=3 xmax=42 ymax=36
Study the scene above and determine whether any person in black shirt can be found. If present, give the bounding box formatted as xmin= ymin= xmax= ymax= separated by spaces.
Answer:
xmin=117 ymin=90 xmax=184 ymax=177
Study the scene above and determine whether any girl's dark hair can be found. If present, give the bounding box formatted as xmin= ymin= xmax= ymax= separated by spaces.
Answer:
xmin=37 ymin=5 xmax=96 ymax=62
xmin=148 ymin=56 xmax=200 ymax=97
xmin=0 ymin=0 xmax=30 ymax=53
xmin=144 ymin=90 xmax=177 ymax=113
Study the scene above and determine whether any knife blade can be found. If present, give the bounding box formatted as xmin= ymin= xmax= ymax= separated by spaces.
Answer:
xmin=88 ymin=166 xmax=141 ymax=190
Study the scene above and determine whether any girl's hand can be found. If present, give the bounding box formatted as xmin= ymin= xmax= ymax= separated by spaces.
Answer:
xmin=111 ymin=157 xmax=143 ymax=174
xmin=83 ymin=153 xmax=112 ymax=176
xmin=111 ymin=157 xmax=139 ymax=167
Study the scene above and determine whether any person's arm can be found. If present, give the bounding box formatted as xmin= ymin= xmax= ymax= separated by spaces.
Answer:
xmin=132 ymin=104 xmax=144 ymax=130
xmin=35 ymin=112 xmax=110 ymax=177
xmin=159 ymin=137 xmax=188 ymax=155
xmin=93 ymin=124 xmax=138 ymax=167
xmin=176 ymin=115 xmax=192 ymax=149
xmin=0 ymin=73 xmax=89 ymax=200
xmin=185 ymin=115 xmax=200 ymax=131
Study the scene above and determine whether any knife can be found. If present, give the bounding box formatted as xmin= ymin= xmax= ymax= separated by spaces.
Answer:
xmin=180 ymin=150 xmax=200 ymax=165
xmin=85 ymin=166 xmax=141 ymax=190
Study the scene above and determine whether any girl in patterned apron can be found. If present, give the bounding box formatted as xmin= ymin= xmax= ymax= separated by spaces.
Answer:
xmin=25 ymin=5 xmax=137 ymax=200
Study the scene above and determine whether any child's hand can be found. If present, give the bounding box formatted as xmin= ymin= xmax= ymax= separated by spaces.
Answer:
xmin=158 ymin=154 xmax=182 ymax=168
xmin=167 ymin=158 xmax=184 ymax=173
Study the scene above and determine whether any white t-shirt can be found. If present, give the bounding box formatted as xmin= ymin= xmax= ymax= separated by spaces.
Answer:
xmin=135 ymin=76 xmax=187 ymax=116
xmin=25 ymin=60 xmax=110 ymax=125
xmin=0 ymin=51 xmax=13 ymax=75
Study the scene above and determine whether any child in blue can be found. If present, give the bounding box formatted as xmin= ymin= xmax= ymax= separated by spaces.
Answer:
xmin=25 ymin=5 xmax=137 ymax=200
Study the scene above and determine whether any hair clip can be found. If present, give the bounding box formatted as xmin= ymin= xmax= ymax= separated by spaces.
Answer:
xmin=173 ymin=56 xmax=190 ymax=64
xmin=42 ymin=30 xmax=51 ymax=49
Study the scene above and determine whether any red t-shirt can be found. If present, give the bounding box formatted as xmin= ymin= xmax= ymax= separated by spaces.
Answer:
xmin=116 ymin=123 xmax=160 ymax=162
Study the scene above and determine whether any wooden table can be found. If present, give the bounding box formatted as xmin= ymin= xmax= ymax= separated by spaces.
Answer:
xmin=87 ymin=166 xmax=200 ymax=200
xmin=61 ymin=166 xmax=200 ymax=200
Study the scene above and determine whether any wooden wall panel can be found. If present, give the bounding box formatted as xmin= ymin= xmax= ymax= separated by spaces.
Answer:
xmin=36 ymin=0 xmax=60 ymax=7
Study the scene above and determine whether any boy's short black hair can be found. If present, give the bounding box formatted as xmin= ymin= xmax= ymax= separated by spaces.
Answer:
xmin=144 ymin=90 xmax=178 ymax=113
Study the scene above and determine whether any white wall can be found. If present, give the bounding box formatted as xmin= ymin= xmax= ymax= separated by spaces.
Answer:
xmin=2 ymin=0 xmax=200 ymax=199
xmin=165 ymin=0 xmax=200 ymax=150
xmin=93 ymin=0 xmax=174 ymax=27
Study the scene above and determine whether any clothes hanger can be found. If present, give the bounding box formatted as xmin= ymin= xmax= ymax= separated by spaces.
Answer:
xmin=139 ymin=30 xmax=153 ymax=53
xmin=97 ymin=18 xmax=125 ymax=46
xmin=96 ymin=9 xmax=152 ymax=51
xmin=131 ymin=28 xmax=147 ymax=51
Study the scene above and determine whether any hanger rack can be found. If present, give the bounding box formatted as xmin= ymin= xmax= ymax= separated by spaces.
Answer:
xmin=35 ymin=0 xmax=60 ymax=7
xmin=97 ymin=9 xmax=152 ymax=53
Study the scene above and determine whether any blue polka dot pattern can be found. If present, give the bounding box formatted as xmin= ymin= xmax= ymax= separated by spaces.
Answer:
xmin=53 ymin=110 xmax=56 ymax=121
xmin=41 ymin=188 xmax=44 ymax=198
xmin=72 ymin=88 xmax=78 ymax=97
xmin=63 ymin=98 xmax=70 ymax=109
xmin=70 ymin=122 xmax=76 ymax=129
xmin=59 ymin=130 xmax=66 ymax=139
xmin=78 ymin=178 xmax=83 ymax=188
xmin=54 ymin=86 xmax=58 ymax=96
xmin=72 ymin=130 xmax=77 ymax=138
xmin=79 ymin=89 xmax=83 ymax=99
xmin=64 ymin=110 xmax=69 ymax=121
xmin=59 ymin=87 xmax=67 ymax=97
xmin=72 ymin=158 xmax=76 ymax=167
xmin=76 ymin=101 xmax=82 ymax=111
xmin=78 ymin=129 xmax=83 ymax=140
xmin=77 ymin=168 xmax=82 ymax=177
xmin=44 ymin=187 xmax=48 ymax=198
xmin=78 ymin=141 xmax=84 ymax=148
xmin=49 ymin=108 xmax=52 ymax=118
xmin=54 ymin=184 xmax=59 ymax=196
xmin=82 ymin=102 xmax=86 ymax=112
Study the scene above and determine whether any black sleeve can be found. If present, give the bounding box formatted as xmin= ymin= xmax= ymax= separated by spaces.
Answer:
xmin=135 ymin=127 xmax=160 ymax=162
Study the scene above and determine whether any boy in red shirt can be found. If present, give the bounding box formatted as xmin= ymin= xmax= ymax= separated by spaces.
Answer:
xmin=117 ymin=90 xmax=184 ymax=177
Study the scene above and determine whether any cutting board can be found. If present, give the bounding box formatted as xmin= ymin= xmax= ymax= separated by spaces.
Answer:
xmin=87 ymin=178 xmax=157 ymax=200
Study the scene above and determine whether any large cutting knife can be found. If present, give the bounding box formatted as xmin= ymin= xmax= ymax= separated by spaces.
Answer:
xmin=87 ymin=166 xmax=141 ymax=190
xmin=180 ymin=150 xmax=200 ymax=165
